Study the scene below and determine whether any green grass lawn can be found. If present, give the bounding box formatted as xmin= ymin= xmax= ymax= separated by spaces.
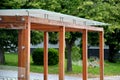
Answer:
xmin=2 ymin=53 xmax=120 ymax=77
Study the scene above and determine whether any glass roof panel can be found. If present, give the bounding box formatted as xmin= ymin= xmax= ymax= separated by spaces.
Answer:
xmin=0 ymin=9 xmax=109 ymax=26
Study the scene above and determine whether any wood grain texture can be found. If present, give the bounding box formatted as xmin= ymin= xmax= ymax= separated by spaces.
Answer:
xmin=44 ymin=32 xmax=48 ymax=80
xmin=59 ymin=26 xmax=65 ymax=80
xmin=82 ymin=29 xmax=88 ymax=80
xmin=99 ymin=31 xmax=104 ymax=80
xmin=18 ymin=17 xmax=30 ymax=80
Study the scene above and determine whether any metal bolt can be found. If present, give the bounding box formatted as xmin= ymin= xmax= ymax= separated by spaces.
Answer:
xmin=16 ymin=13 xmax=19 ymax=16
xmin=60 ymin=17 xmax=64 ymax=22
xmin=21 ymin=74 xmax=24 ymax=78
xmin=44 ymin=14 xmax=48 ymax=19
xmin=73 ymin=19 xmax=76 ymax=24
xmin=0 ymin=17 xmax=2 ymax=21
xmin=22 ymin=46 xmax=25 ymax=49
xmin=21 ymin=17 xmax=25 ymax=21
xmin=84 ymin=21 xmax=87 ymax=25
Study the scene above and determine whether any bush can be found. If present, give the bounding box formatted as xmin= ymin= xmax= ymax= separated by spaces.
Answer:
xmin=32 ymin=48 xmax=58 ymax=65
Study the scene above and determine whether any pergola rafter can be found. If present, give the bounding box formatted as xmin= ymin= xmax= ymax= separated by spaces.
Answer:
xmin=0 ymin=9 xmax=106 ymax=80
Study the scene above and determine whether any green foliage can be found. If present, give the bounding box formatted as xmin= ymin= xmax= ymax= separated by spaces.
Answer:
xmin=31 ymin=31 xmax=43 ymax=45
xmin=0 ymin=29 xmax=43 ymax=52
xmin=48 ymin=32 xmax=58 ymax=44
xmin=48 ymin=48 xmax=58 ymax=65
xmin=0 ymin=1 xmax=44 ymax=53
xmin=88 ymin=32 xmax=99 ymax=46
xmin=32 ymin=48 xmax=43 ymax=65
xmin=105 ymin=28 xmax=120 ymax=62
xmin=71 ymin=46 xmax=81 ymax=61
xmin=0 ymin=29 xmax=18 ymax=52
xmin=0 ymin=0 xmax=26 ymax=9
xmin=32 ymin=48 xmax=58 ymax=65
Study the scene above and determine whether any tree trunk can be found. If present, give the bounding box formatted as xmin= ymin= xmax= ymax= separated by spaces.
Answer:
xmin=108 ymin=44 xmax=117 ymax=63
xmin=66 ymin=39 xmax=74 ymax=72
xmin=0 ymin=47 xmax=5 ymax=64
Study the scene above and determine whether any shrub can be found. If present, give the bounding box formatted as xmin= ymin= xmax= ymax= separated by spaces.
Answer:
xmin=32 ymin=48 xmax=58 ymax=65
xmin=32 ymin=48 xmax=43 ymax=65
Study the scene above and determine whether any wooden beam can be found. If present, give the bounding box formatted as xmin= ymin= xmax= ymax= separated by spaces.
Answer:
xmin=0 ymin=16 xmax=26 ymax=29
xmin=82 ymin=29 xmax=88 ymax=80
xmin=0 ymin=16 xmax=26 ymax=22
xmin=87 ymin=26 xmax=103 ymax=32
xmin=18 ymin=29 xmax=25 ymax=80
xmin=31 ymin=23 xmax=60 ymax=31
xmin=65 ymin=27 xmax=83 ymax=32
xmin=30 ymin=17 xmax=62 ymax=27
xmin=44 ymin=32 xmax=48 ymax=80
xmin=30 ymin=17 xmax=103 ymax=32
xmin=0 ymin=22 xmax=25 ymax=29
xmin=31 ymin=23 xmax=83 ymax=32
xmin=18 ymin=17 xmax=30 ymax=80
xmin=0 ymin=16 xmax=104 ymax=32
xmin=59 ymin=26 xmax=65 ymax=80
xmin=99 ymin=31 xmax=104 ymax=80
xmin=24 ymin=17 xmax=31 ymax=80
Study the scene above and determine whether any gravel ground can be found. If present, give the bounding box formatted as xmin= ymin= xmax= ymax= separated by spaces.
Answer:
xmin=0 ymin=70 xmax=120 ymax=80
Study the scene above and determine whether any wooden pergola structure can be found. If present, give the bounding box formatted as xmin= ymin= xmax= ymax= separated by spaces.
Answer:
xmin=0 ymin=9 xmax=107 ymax=80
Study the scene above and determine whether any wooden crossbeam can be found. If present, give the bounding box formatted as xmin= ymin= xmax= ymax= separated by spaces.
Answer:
xmin=31 ymin=23 xmax=60 ymax=31
xmin=0 ymin=16 xmax=103 ymax=32
xmin=0 ymin=16 xmax=26 ymax=29
xmin=30 ymin=17 xmax=103 ymax=32
xmin=0 ymin=23 xmax=25 ymax=29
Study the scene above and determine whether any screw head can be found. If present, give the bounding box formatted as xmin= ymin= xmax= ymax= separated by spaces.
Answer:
xmin=21 ymin=17 xmax=25 ymax=21
xmin=21 ymin=74 xmax=24 ymax=78
xmin=22 ymin=46 xmax=25 ymax=49
xmin=0 ymin=17 xmax=2 ymax=21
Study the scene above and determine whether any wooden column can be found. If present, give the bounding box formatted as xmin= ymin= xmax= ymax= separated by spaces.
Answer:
xmin=18 ymin=17 xmax=31 ymax=80
xmin=99 ymin=31 xmax=104 ymax=80
xmin=59 ymin=26 xmax=65 ymax=80
xmin=44 ymin=32 xmax=48 ymax=80
xmin=82 ymin=29 xmax=88 ymax=80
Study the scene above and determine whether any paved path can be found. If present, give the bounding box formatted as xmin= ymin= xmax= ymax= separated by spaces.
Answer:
xmin=0 ymin=70 xmax=120 ymax=80
xmin=0 ymin=70 xmax=82 ymax=80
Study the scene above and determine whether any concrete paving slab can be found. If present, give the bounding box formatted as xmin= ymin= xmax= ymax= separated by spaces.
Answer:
xmin=0 ymin=69 xmax=120 ymax=80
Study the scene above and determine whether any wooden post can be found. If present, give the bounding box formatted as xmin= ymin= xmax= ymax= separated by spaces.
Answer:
xmin=82 ymin=29 xmax=88 ymax=80
xmin=59 ymin=26 xmax=65 ymax=80
xmin=44 ymin=32 xmax=48 ymax=80
xmin=18 ymin=17 xmax=31 ymax=80
xmin=18 ymin=29 xmax=25 ymax=80
xmin=99 ymin=31 xmax=104 ymax=80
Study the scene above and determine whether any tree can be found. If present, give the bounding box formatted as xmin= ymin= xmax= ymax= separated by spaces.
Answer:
xmin=65 ymin=32 xmax=82 ymax=71
xmin=44 ymin=0 xmax=83 ymax=72
xmin=0 ymin=30 xmax=43 ymax=64
xmin=24 ymin=0 xmax=84 ymax=72
xmin=93 ymin=0 xmax=120 ymax=63
xmin=0 ymin=0 xmax=43 ymax=64
xmin=105 ymin=27 xmax=120 ymax=62
xmin=0 ymin=29 xmax=17 ymax=64
xmin=75 ymin=0 xmax=120 ymax=63
xmin=103 ymin=1 xmax=120 ymax=63
xmin=1 ymin=0 xmax=120 ymax=68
